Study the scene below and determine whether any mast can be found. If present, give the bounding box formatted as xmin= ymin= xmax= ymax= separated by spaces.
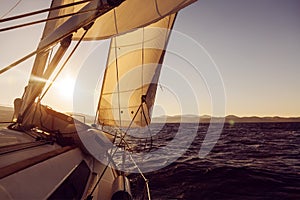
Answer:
xmin=16 ymin=0 xmax=123 ymax=126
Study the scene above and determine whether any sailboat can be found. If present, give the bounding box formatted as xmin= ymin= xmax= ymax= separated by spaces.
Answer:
xmin=0 ymin=0 xmax=197 ymax=199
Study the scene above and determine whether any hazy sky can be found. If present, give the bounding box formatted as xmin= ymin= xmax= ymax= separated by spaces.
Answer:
xmin=174 ymin=0 xmax=300 ymax=117
xmin=0 ymin=0 xmax=299 ymax=117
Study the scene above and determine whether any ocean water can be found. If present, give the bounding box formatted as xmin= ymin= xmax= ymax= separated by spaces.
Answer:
xmin=129 ymin=123 xmax=300 ymax=200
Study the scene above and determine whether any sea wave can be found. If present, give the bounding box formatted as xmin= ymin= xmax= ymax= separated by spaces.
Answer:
xmin=129 ymin=122 xmax=300 ymax=199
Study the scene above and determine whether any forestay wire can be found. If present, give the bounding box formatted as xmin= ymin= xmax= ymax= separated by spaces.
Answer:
xmin=0 ymin=0 xmax=22 ymax=19
xmin=40 ymin=23 xmax=92 ymax=100
xmin=0 ymin=0 xmax=90 ymax=22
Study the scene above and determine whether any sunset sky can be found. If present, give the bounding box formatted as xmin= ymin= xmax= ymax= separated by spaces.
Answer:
xmin=0 ymin=0 xmax=299 ymax=117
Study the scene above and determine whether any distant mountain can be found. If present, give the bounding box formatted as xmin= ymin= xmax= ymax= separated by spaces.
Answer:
xmin=152 ymin=115 xmax=300 ymax=123
xmin=1 ymin=105 xmax=299 ymax=124
xmin=152 ymin=115 xmax=199 ymax=123
xmin=223 ymin=115 xmax=300 ymax=123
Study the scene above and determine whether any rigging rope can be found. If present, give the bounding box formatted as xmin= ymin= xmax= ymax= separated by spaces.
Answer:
xmin=0 ymin=50 xmax=37 ymax=75
xmin=0 ymin=0 xmax=22 ymax=19
xmin=0 ymin=121 xmax=14 ymax=124
xmin=87 ymin=103 xmax=142 ymax=198
xmin=87 ymin=101 xmax=153 ymax=199
xmin=112 ymin=9 xmax=122 ymax=129
xmin=0 ymin=3 xmax=98 ymax=75
xmin=40 ymin=24 xmax=91 ymax=100
xmin=141 ymin=27 xmax=145 ymax=124
xmin=0 ymin=8 xmax=98 ymax=32
xmin=0 ymin=0 xmax=91 ymax=22
xmin=0 ymin=22 xmax=93 ymax=122
xmin=128 ymin=154 xmax=151 ymax=200
xmin=21 ymin=24 xmax=93 ymax=136
xmin=141 ymin=105 xmax=153 ymax=150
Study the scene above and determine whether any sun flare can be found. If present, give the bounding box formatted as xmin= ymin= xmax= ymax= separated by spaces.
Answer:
xmin=55 ymin=75 xmax=75 ymax=100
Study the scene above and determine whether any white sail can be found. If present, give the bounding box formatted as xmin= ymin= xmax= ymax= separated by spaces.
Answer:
xmin=40 ymin=0 xmax=196 ymax=41
xmin=43 ymin=0 xmax=85 ymax=39
xmin=18 ymin=0 xmax=93 ymax=124
xmin=98 ymin=13 xmax=177 ymax=128
xmin=37 ymin=0 xmax=196 ymax=48
xmin=17 ymin=0 xmax=194 ymax=127
xmin=31 ymin=0 xmax=84 ymax=77
xmin=73 ymin=0 xmax=196 ymax=40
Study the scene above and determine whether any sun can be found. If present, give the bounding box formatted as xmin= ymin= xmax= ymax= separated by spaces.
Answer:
xmin=55 ymin=75 xmax=75 ymax=100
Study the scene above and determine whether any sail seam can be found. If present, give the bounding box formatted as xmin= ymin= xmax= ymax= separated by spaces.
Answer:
xmin=96 ymin=33 xmax=114 ymax=125
xmin=113 ymin=8 xmax=119 ymax=34
xmin=0 ymin=8 xmax=98 ymax=32
xmin=154 ymin=0 xmax=162 ymax=17
xmin=0 ymin=0 xmax=22 ymax=19
xmin=141 ymin=27 xmax=145 ymax=124
xmin=113 ymin=9 xmax=122 ymax=128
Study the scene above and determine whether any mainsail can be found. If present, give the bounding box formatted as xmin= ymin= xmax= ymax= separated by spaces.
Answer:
xmin=98 ymin=13 xmax=177 ymax=128
xmin=73 ymin=0 xmax=196 ymax=40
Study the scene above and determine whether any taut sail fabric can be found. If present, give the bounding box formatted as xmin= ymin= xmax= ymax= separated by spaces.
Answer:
xmin=73 ymin=0 xmax=196 ymax=40
xmin=42 ymin=0 xmax=86 ymax=40
xmin=98 ymin=13 xmax=176 ymax=128
xmin=19 ymin=0 xmax=95 ymax=123
xmin=18 ymin=0 xmax=195 ymax=126
xmin=38 ymin=0 xmax=196 ymax=48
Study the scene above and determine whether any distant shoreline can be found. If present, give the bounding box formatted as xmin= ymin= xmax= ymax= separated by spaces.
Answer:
xmin=1 ymin=106 xmax=299 ymax=123
xmin=151 ymin=120 xmax=300 ymax=124
xmin=152 ymin=115 xmax=300 ymax=124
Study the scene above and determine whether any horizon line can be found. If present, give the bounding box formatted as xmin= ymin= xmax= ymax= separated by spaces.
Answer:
xmin=0 ymin=105 xmax=299 ymax=118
